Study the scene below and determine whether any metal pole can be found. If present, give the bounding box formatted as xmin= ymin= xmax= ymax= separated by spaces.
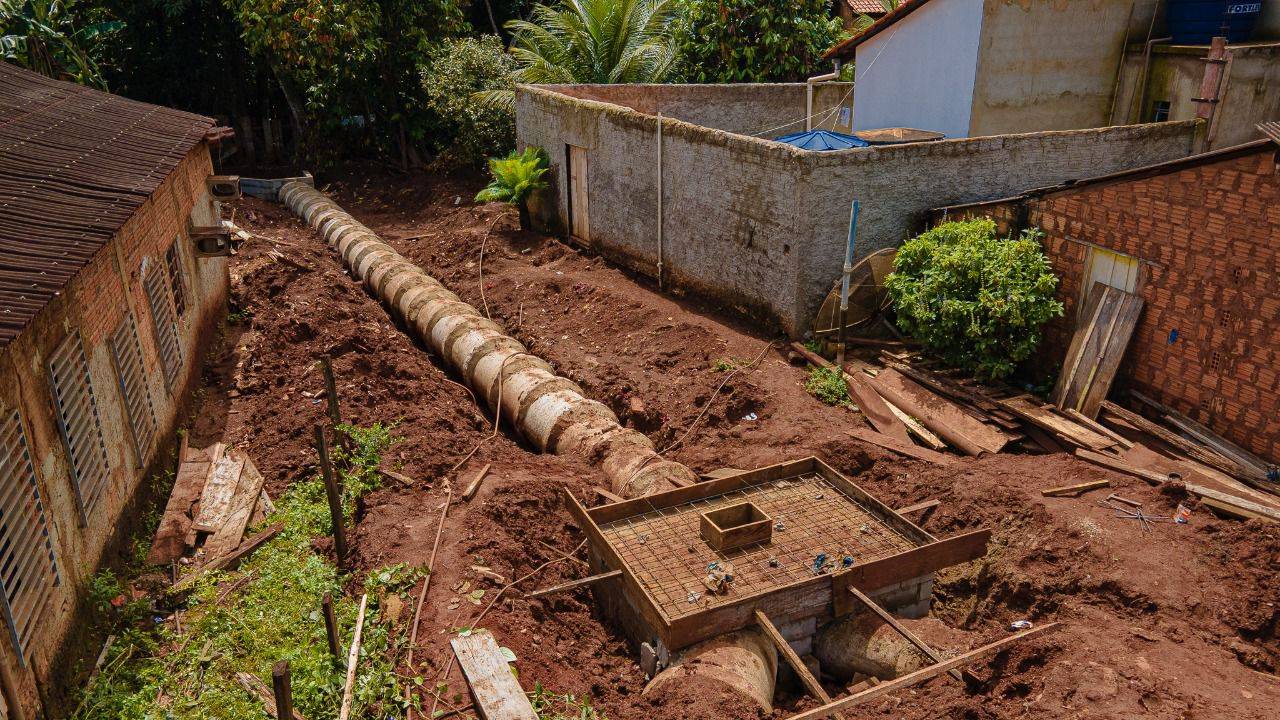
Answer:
xmin=657 ymin=112 xmax=664 ymax=290
xmin=836 ymin=199 xmax=860 ymax=368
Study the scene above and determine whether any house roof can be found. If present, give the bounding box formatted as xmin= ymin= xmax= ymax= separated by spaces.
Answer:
xmin=1259 ymin=121 xmax=1280 ymax=145
xmin=845 ymin=0 xmax=890 ymax=15
xmin=825 ymin=0 xmax=930 ymax=60
xmin=0 ymin=62 xmax=215 ymax=350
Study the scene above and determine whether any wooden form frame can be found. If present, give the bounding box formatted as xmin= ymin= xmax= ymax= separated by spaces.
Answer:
xmin=566 ymin=457 xmax=991 ymax=651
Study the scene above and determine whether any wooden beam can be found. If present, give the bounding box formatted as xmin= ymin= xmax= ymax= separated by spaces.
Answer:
xmin=785 ymin=623 xmax=1062 ymax=720
xmin=451 ymin=629 xmax=538 ymax=720
xmin=846 ymin=427 xmax=955 ymax=466
xmin=845 ymin=587 xmax=962 ymax=681
xmin=527 ymin=570 xmax=622 ymax=599
xmin=1099 ymin=401 xmax=1248 ymax=479
xmin=592 ymin=486 xmax=624 ymax=504
xmin=834 ymin=529 xmax=990 ymax=606
xmin=894 ymin=499 xmax=940 ymax=516
xmin=755 ymin=610 xmax=834 ymax=704
xmin=1073 ymin=448 xmax=1169 ymax=485
xmin=1040 ymin=479 xmax=1110 ymax=497
xmin=173 ymin=523 xmax=283 ymax=591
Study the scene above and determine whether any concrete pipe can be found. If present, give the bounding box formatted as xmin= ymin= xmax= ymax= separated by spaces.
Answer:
xmin=644 ymin=629 xmax=779 ymax=715
xmin=278 ymin=182 xmax=700 ymax=497
xmin=813 ymin=612 xmax=931 ymax=681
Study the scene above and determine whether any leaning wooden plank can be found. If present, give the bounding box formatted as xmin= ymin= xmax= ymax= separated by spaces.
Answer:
xmin=147 ymin=441 xmax=213 ymax=565
xmin=173 ymin=523 xmax=283 ymax=591
xmin=756 ymin=610 xmax=834 ymax=703
xmin=527 ymin=570 xmax=622 ymax=599
xmin=236 ymin=671 xmax=307 ymax=720
xmin=1041 ymin=479 xmax=1109 ymax=497
xmin=846 ymin=427 xmax=954 ymax=466
xmin=203 ymin=453 xmax=269 ymax=564
xmin=1000 ymin=396 xmax=1114 ymax=451
xmin=1062 ymin=286 xmax=1126 ymax=414
xmin=1098 ymin=401 xmax=1249 ymax=478
xmin=1130 ymin=390 xmax=1271 ymax=481
xmin=869 ymin=369 xmax=1009 ymax=456
xmin=786 ymin=623 xmax=1062 ymax=720
xmin=846 ymin=372 xmax=911 ymax=444
xmin=846 ymin=587 xmax=963 ymax=681
xmin=1065 ymin=409 xmax=1133 ymax=450
xmin=451 ymin=629 xmax=538 ymax=720
xmin=1052 ymin=283 xmax=1110 ymax=407
xmin=1077 ymin=292 xmax=1143 ymax=417
xmin=193 ymin=445 xmax=244 ymax=533
xmin=884 ymin=403 xmax=946 ymax=451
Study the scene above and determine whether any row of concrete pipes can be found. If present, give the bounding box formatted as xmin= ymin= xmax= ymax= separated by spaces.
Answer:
xmin=277 ymin=182 xmax=925 ymax=712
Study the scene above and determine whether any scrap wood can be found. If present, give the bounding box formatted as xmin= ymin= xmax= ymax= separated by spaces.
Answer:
xmin=147 ymin=438 xmax=214 ymax=565
xmin=451 ymin=629 xmax=538 ymax=720
xmin=845 ymin=371 xmax=911 ymax=444
xmin=236 ymin=672 xmax=306 ymax=720
xmin=883 ymin=402 xmax=946 ymax=451
xmin=592 ymin=486 xmax=624 ymax=504
xmin=1041 ymin=479 xmax=1110 ymax=497
xmin=1098 ymin=401 xmax=1250 ymax=481
xmin=999 ymin=396 xmax=1115 ymax=451
xmin=379 ymin=467 xmax=417 ymax=486
xmin=338 ymin=594 xmax=368 ymax=720
xmin=193 ymin=445 xmax=244 ymax=533
xmin=173 ymin=523 xmax=283 ymax=591
xmin=248 ymin=488 xmax=276 ymax=527
xmin=787 ymin=623 xmax=1062 ymax=720
xmin=847 ymin=427 xmax=955 ymax=466
xmin=1052 ymin=284 xmax=1144 ymax=418
xmin=880 ymin=357 xmax=1020 ymax=430
xmin=1021 ymin=424 xmax=1066 ymax=454
xmin=1129 ymin=390 xmax=1273 ymax=483
xmin=202 ymin=454 xmax=268 ymax=564
xmin=895 ymin=499 xmax=940 ymax=516
xmin=755 ymin=610 xmax=835 ymax=704
xmin=527 ymin=569 xmax=622 ymax=599
xmin=846 ymin=587 xmax=963 ymax=681
xmin=462 ymin=463 xmax=492 ymax=501
xmin=868 ymin=368 xmax=1010 ymax=456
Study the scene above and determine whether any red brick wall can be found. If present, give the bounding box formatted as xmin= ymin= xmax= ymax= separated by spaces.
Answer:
xmin=1019 ymin=149 xmax=1279 ymax=462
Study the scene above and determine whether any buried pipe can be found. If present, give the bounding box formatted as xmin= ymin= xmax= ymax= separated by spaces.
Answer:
xmin=814 ymin=612 xmax=931 ymax=682
xmin=278 ymin=182 xmax=778 ymax=711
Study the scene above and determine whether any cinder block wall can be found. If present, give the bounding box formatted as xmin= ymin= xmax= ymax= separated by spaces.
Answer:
xmin=932 ymin=145 xmax=1279 ymax=463
xmin=517 ymin=85 xmax=1199 ymax=336
xmin=0 ymin=144 xmax=227 ymax=716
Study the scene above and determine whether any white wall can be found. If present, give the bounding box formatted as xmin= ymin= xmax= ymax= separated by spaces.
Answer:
xmin=852 ymin=0 xmax=985 ymax=139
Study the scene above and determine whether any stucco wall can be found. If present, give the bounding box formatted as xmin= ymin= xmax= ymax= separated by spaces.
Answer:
xmin=517 ymin=84 xmax=1197 ymax=337
xmin=0 ymin=145 xmax=227 ymax=717
xmin=852 ymin=0 xmax=985 ymax=138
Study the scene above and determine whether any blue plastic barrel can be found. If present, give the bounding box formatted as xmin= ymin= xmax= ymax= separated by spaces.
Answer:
xmin=1166 ymin=0 xmax=1263 ymax=44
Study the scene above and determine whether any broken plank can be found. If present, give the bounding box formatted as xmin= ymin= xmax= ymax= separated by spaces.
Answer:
xmin=884 ymin=402 xmax=946 ymax=451
xmin=1041 ymin=479 xmax=1110 ymax=497
xmin=193 ymin=445 xmax=244 ymax=533
xmin=236 ymin=672 xmax=307 ymax=720
xmin=846 ymin=586 xmax=963 ymax=681
xmin=202 ymin=452 xmax=268 ymax=564
xmin=755 ymin=610 xmax=834 ymax=703
xmin=846 ymin=372 xmax=911 ymax=444
xmin=869 ymin=369 xmax=1009 ymax=456
xmin=527 ymin=570 xmax=622 ymax=599
xmin=146 ymin=441 xmax=213 ymax=565
xmin=1000 ymin=395 xmax=1114 ymax=451
xmin=173 ymin=523 xmax=283 ymax=591
xmin=786 ymin=623 xmax=1062 ymax=720
xmin=463 ymin=463 xmax=492 ymax=501
xmin=846 ymin=427 xmax=954 ymax=466
xmin=451 ymin=629 xmax=538 ymax=720
xmin=894 ymin=499 xmax=940 ymax=516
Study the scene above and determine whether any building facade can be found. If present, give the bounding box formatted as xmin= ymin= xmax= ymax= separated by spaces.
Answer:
xmin=0 ymin=63 xmax=229 ymax=717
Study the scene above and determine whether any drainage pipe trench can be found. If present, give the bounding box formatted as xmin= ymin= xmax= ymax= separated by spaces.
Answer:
xmin=277 ymin=183 xmax=778 ymax=708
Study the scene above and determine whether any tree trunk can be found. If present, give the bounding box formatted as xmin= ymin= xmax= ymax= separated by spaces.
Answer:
xmin=270 ymin=64 xmax=308 ymax=157
xmin=518 ymin=202 xmax=531 ymax=231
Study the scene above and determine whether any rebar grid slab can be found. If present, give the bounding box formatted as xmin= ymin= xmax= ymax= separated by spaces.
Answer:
xmin=599 ymin=471 xmax=916 ymax=621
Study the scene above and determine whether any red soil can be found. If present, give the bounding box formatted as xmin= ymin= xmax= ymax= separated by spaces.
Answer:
xmin=199 ymin=169 xmax=1279 ymax=720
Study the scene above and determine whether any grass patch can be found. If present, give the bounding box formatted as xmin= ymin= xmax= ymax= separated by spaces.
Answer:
xmin=804 ymin=367 xmax=850 ymax=407
xmin=710 ymin=357 xmax=742 ymax=372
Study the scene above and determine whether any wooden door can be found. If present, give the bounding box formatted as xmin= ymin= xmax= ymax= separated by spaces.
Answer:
xmin=1079 ymin=246 xmax=1139 ymax=324
xmin=568 ymin=144 xmax=589 ymax=243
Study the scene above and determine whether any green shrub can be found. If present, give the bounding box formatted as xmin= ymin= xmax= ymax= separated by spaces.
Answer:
xmin=475 ymin=146 xmax=550 ymax=228
xmin=804 ymin=367 xmax=849 ymax=406
xmin=420 ymin=35 xmax=516 ymax=167
xmin=885 ymin=218 xmax=1064 ymax=380
xmin=673 ymin=0 xmax=845 ymax=83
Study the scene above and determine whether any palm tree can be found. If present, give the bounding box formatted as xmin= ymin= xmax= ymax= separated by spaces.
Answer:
xmin=0 ymin=0 xmax=121 ymax=89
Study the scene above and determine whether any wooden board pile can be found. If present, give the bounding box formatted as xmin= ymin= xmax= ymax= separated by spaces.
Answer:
xmin=147 ymin=436 xmax=276 ymax=573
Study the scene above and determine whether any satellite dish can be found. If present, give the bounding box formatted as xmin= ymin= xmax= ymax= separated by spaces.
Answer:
xmin=811 ymin=247 xmax=897 ymax=337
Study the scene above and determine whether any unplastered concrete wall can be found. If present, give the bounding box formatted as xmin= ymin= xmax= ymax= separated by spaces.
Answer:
xmin=0 ymin=145 xmax=226 ymax=717
xmin=517 ymin=84 xmax=1198 ymax=336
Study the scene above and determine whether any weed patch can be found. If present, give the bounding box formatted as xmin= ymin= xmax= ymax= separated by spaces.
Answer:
xmin=804 ymin=367 xmax=850 ymax=407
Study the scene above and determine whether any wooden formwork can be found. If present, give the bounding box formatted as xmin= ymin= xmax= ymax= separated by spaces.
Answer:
xmin=567 ymin=457 xmax=991 ymax=652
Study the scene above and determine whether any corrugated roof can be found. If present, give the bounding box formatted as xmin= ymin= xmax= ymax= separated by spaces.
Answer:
xmin=0 ymin=62 xmax=215 ymax=349
xmin=826 ymin=0 xmax=927 ymax=60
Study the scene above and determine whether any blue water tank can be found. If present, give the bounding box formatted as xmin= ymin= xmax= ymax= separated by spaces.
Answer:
xmin=1166 ymin=0 xmax=1264 ymax=44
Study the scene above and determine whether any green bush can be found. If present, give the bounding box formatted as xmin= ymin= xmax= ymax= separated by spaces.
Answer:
xmin=885 ymin=218 xmax=1064 ymax=380
xmin=805 ymin=367 xmax=849 ymax=406
xmin=475 ymin=146 xmax=549 ymax=228
xmin=420 ymin=35 xmax=516 ymax=167
xmin=673 ymin=0 xmax=845 ymax=83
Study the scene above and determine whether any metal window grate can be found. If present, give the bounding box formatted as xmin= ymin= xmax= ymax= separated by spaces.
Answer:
xmin=164 ymin=241 xmax=187 ymax=318
xmin=109 ymin=312 xmax=157 ymax=464
xmin=49 ymin=331 xmax=111 ymax=519
xmin=0 ymin=410 xmax=60 ymax=661
xmin=143 ymin=261 xmax=181 ymax=387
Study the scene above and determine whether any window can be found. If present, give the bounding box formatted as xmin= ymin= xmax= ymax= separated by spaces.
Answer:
xmin=1150 ymin=100 xmax=1171 ymax=123
xmin=164 ymin=240 xmax=187 ymax=318
xmin=0 ymin=410 xmax=60 ymax=661
xmin=48 ymin=331 xmax=111 ymax=520
xmin=109 ymin=311 xmax=157 ymax=465
xmin=143 ymin=259 xmax=181 ymax=388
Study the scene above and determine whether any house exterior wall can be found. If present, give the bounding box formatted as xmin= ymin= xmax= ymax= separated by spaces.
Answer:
xmin=852 ymin=0 xmax=985 ymax=138
xmin=516 ymin=84 xmax=1198 ymax=337
xmin=0 ymin=144 xmax=227 ymax=717
xmin=967 ymin=0 xmax=1136 ymax=137
xmin=933 ymin=146 xmax=1280 ymax=463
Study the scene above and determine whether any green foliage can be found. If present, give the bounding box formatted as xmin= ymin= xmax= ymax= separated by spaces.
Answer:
xmin=531 ymin=682 xmax=607 ymax=720
xmin=420 ymin=34 xmax=516 ymax=167
xmin=0 ymin=0 xmax=123 ymax=88
xmin=711 ymin=358 xmax=740 ymax=372
xmin=804 ymin=367 xmax=849 ymax=406
xmin=672 ymin=0 xmax=845 ymax=83
xmin=851 ymin=0 xmax=901 ymax=32
xmin=71 ymin=424 xmax=409 ymax=720
xmin=886 ymin=218 xmax=1064 ymax=380
xmin=475 ymin=146 xmax=550 ymax=206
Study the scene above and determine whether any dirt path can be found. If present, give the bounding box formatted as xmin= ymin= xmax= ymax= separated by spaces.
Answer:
xmin=207 ymin=170 xmax=1280 ymax=720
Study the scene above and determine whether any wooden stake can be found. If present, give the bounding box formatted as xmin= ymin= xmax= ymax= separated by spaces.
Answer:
xmin=462 ymin=463 xmax=491 ymax=501
xmin=314 ymin=425 xmax=349 ymax=568
xmin=339 ymin=594 xmax=368 ymax=720
xmin=272 ymin=661 xmax=294 ymax=720
xmin=755 ymin=610 xmax=834 ymax=706
xmin=321 ymin=356 xmax=348 ymax=451
xmin=322 ymin=592 xmax=341 ymax=663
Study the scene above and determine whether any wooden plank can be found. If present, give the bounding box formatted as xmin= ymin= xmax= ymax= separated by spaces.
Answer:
xmin=786 ymin=623 xmax=1062 ymax=720
xmin=868 ymin=369 xmax=1009 ymax=456
xmin=527 ymin=570 xmax=623 ymax=599
xmin=1184 ymin=484 xmax=1280 ymax=524
xmin=193 ymin=445 xmax=244 ymax=533
xmin=1099 ymin=401 xmax=1249 ymax=478
xmin=880 ymin=358 xmax=1019 ymax=430
xmin=463 ymin=463 xmax=492 ymax=501
xmin=884 ymin=402 xmax=946 ymax=451
xmin=1074 ymin=448 xmax=1170 ymax=484
xmin=1063 ymin=285 xmax=1125 ymax=413
xmin=1000 ymin=395 xmax=1114 ymax=451
xmin=699 ymin=467 xmax=746 ymax=481
xmin=146 ymin=441 xmax=213 ymax=565
xmin=202 ymin=452 xmax=267 ymax=563
xmin=236 ymin=672 xmax=307 ymax=720
xmin=845 ymin=586 xmax=962 ymax=681
xmin=1022 ymin=424 xmax=1066 ymax=454
xmin=1040 ymin=479 xmax=1110 ymax=497
xmin=592 ymin=486 xmax=624 ymax=504
xmin=755 ymin=610 xmax=833 ymax=703
xmin=846 ymin=372 xmax=911 ymax=444
xmin=1077 ymin=292 xmax=1143 ymax=417
xmin=1053 ymin=282 xmax=1114 ymax=408
xmin=451 ymin=629 xmax=538 ymax=720
xmin=894 ymin=499 xmax=940 ymax=516
xmin=1129 ymin=390 xmax=1271 ymax=481
xmin=1065 ymin=409 xmax=1133 ymax=450
xmin=832 ymin=529 xmax=991 ymax=612
xmin=846 ymin=427 xmax=955 ymax=466
xmin=173 ymin=523 xmax=283 ymax=591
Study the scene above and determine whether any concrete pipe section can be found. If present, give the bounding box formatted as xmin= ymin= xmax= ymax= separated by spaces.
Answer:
xmin=814 ymin=612 xmax=931 ymax=681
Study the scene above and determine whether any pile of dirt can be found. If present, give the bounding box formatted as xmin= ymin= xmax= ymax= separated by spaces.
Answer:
xmin=196 ymin=169 xmax=1280 ymax=720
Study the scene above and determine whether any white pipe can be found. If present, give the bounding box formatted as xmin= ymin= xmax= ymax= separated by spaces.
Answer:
xmin=805 ymin=62 xmax=841 ymax=132
xmin=656 ymin=111 xmax=664 ymax=290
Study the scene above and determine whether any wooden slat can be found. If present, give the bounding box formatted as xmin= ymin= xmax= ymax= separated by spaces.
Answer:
xmin=1052 ymin=282 xmax=1109 ymax=407
xmin=173 ymin=523 xmax=283 ymax=591
xmin=527 ymin=570 xmax=622 ymax=599
xmin=146 ymin=439 xmax=212 ymax=565
xmin=832 ymin=529 xmax=991 ymax=614
xmin=1129 ymin=390 xmax=1271 ymax=481
xmin=1065 ymin=409 xmax=1133 ymax=450
xmin=999 ymin=396 xmax=1114 ymax=450
xmin=894 ymin=499 xmax=940 ymax=516
xmin=755 ymin=610 xmax=833 ymax=703
xmin=846 ymin=427 xmax=954 ymax=466
xmin=451 ymin=629 xmax=538 ymax=720
xmin=868 ymin=369 xmax=1009 ymax=456
xmin=846 ymin=372 xmax=911 ymax=444
xmin=1098 ymin=401 xmax=1250 ymax=478
xmin=1077 ymin=291 xmax=1143 ymax=417
xmin=885 ymin=402 xmax=947 ymax=450
xmin=193 ymin=445 xmax=242 ymax=533
xmin=202 ymin=453 xmax=268 ymax=563
xmin=785 ymin=623 xmax=1062 ymax=720
xmin=1040 ymin=479 xmax=1109 ymax=497
xmin=845 ymin=586 xmax=962 ymax=681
